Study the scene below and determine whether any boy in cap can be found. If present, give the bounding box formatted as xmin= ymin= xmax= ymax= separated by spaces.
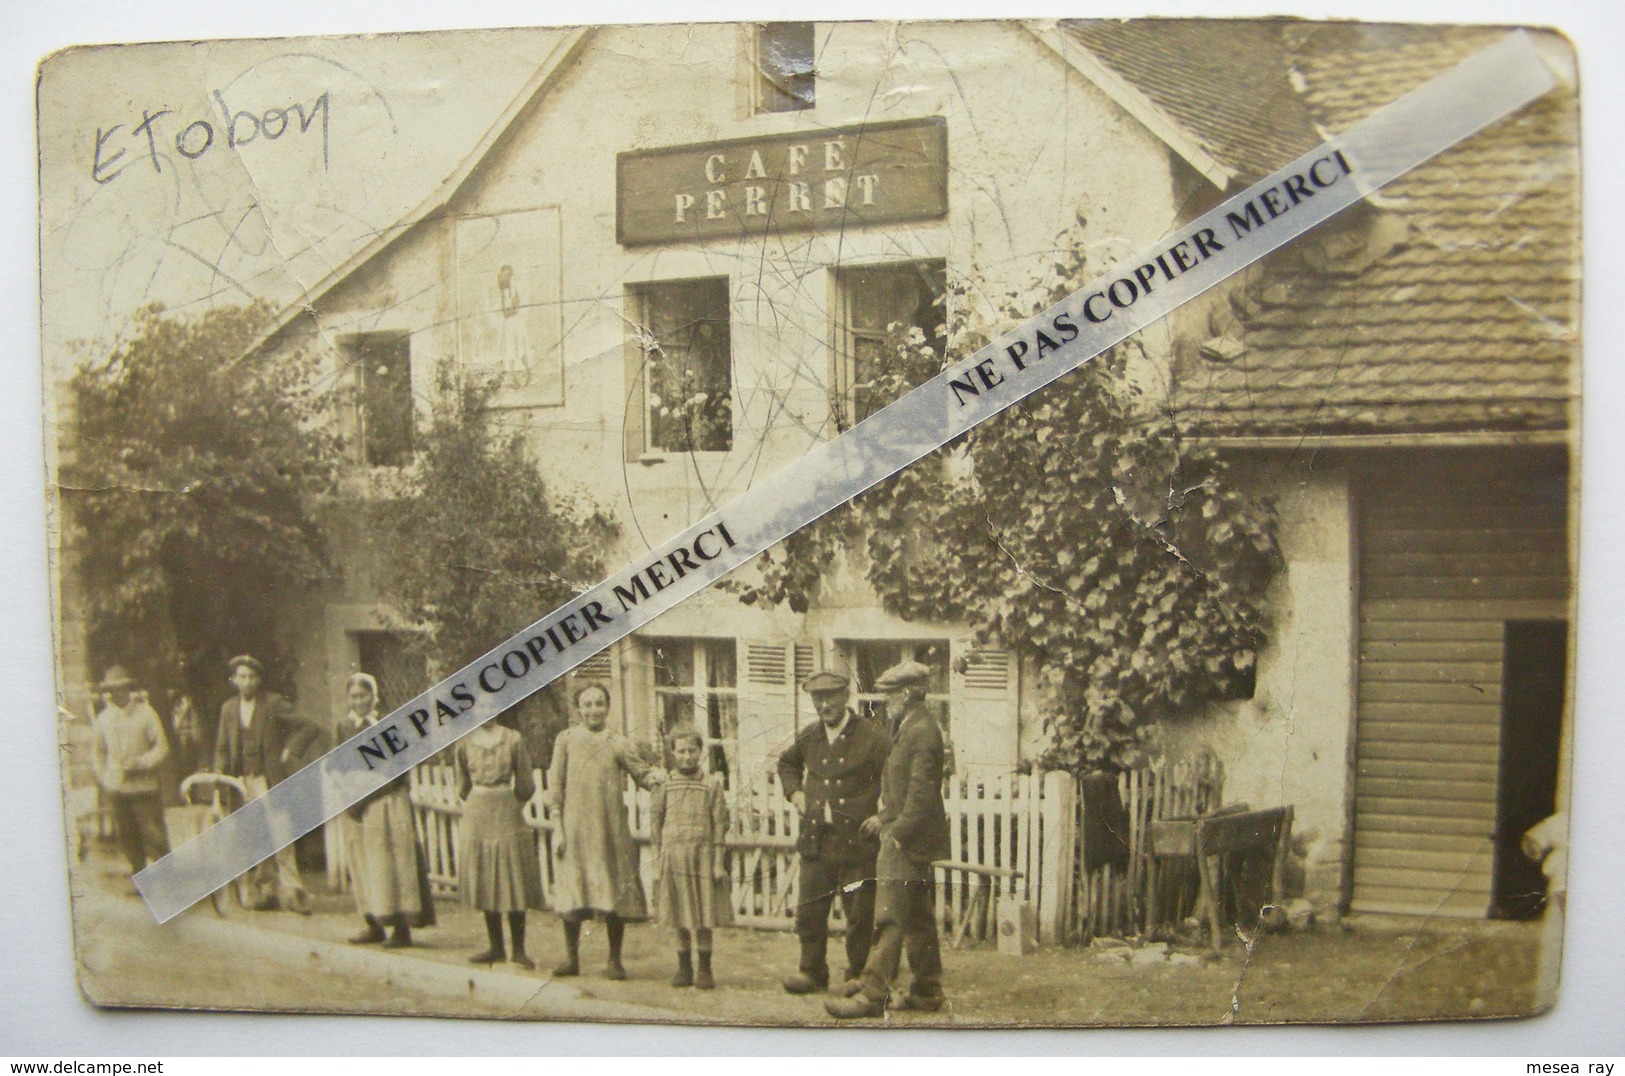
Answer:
xmin=213 ymin=655 xmax=319 ymax=913
xmin=90 ymin=666 xmax=171 ymax=880
xmin=776 ymin=671 xmax=890 ymax=995
xmin=826 ymin=660 xmax=951 ymax=1018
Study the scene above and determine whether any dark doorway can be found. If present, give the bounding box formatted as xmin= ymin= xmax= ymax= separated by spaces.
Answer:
xmin=1491 ymin=620 xmax=1566 ymax=919
xmin=354 ymin=631 xmax=427 ymax=715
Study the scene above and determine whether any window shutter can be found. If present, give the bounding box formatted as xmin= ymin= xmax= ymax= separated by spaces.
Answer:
xmin=575 ymin=650 xmax=614 ymax=681
xmin=736 ymin=639 xmax=797 ymax=789
xmin=949 ymin=641 xmax=1019 ymax=780
xmin=792 ymin=640 xmax=818 ymax=732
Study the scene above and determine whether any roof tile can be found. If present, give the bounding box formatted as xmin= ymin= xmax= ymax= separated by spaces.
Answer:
xmin=1062 ymin=19 xmax=1323 ymax=183
xmin=1160 ymin=23 xmax=1578 ymax=438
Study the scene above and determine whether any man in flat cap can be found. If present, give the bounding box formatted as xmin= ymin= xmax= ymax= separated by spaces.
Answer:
xmin=214 ymin=655 xmax=320 ymax=913
xmin=776 ymin=670 xmax=891 ymax=995
xmin=90 ymin=666 xmax=171 ymax=882
xmin=827 ymin=660 xmax=951 ymax=1018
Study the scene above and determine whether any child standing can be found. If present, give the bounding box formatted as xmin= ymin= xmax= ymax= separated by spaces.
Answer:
xmin=455 ymin=715 xmax=544 ymax=969
xmin=649 ymin=725 xmax=732 ymax=989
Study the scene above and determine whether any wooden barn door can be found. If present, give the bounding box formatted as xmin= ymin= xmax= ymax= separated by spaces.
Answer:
xmin=1350 ymin=450 xmax=1569 ymax=918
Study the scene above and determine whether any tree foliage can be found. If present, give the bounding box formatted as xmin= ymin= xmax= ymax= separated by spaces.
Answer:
xmin=369 ymin=366 xmax=619 ymax=758
xmin=730 ymin=235 xmax=1283 ymax=771
xmin=64 ymin=302 xmax=339 ymax=700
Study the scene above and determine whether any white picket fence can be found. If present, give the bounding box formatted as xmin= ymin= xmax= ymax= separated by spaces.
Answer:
xmin=327 ymin=765 xmax=1078 ymax=942
xmin=940 ymin=771 xmax=1075 ymax=942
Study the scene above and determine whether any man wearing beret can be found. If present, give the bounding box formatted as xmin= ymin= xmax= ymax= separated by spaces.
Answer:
xmin=214 ymin=655 xmax=320 ymax=913
xmin=776 ymin=671 xmax=891 ymax=995
xmin=827 ymin=660 xmax=951 ymax=1018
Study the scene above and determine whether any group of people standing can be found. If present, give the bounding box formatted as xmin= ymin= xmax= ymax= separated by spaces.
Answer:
xmin=87 ymin=655 xmax=318 ymax=914
xmin=448 ymin=682 xmax=733 ymax=990
xmin=777 ymin=662 xmax=952 ymax=1019
xmin=89 ymin=653 xmax=953 ymax=1019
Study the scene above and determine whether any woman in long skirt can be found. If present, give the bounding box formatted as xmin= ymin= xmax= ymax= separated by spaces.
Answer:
xmin=334 ymin=673 xmax=435 ymax=948
xmin=548 ymin=683 xmax=663 ymax=980
xmin=456 ymin=713 xmax=544 ymax=968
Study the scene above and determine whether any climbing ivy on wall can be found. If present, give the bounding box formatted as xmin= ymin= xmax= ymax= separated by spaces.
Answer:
xmin=729 ymin=233 xmax=1283 ymax=771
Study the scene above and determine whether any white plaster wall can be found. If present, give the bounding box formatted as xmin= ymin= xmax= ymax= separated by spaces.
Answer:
xmin=1162 ymin=458 xmax=1357 ymax=911
xmin=271 ymin=20 xmax=1221 ymax=766
xmin=446 ymin=20 xmax=1185 ymax=560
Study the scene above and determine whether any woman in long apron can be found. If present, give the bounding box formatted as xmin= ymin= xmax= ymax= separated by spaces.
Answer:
xmin=334 ymin=673 xmax=435 ymax=948
xmin=456 ymin=713 xmax=544 ymax=968
xmin=548 ymin=683 xmax=663 ymax=980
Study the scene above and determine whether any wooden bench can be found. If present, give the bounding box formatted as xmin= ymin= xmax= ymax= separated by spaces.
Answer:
xmin=932 ymin=860 xmax=1024 ymax=948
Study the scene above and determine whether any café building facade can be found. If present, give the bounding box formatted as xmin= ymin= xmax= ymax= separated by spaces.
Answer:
xmin=231 ymin=20 xmax=1574 ymax=918
xmin=263 ymin=19 xmax=1209 ymax=780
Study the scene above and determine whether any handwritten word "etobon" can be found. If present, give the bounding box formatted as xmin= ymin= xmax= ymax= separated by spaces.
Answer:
xmin=93 ymin=90 xmax=330 ymax=184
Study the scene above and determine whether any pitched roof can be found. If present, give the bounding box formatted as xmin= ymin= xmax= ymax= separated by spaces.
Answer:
xmin=249 ymin=28 xmax=592 ymax=354
xmin=1058 ymin=19 xmax=1324 ymax=186
xmin=1171 ymin=23 xmax=1578 ymax=440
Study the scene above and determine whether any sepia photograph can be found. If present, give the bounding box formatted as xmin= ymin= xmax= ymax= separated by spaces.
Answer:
xmin=27 ymin=6 xmax=1600 ymax=1040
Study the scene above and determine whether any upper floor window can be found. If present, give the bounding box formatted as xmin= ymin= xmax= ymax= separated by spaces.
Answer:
xmin=834 ymin=259 xmax=947 ymax=428
xmin=631 ymin=277 xmax=733 ymax=454
xmin=754 ymin=23 xmax=816 ymax=114
xmin=344 ymin=332 xmax=414 ymax=467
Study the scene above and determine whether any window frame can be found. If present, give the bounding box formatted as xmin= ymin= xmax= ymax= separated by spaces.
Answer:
xmin=752 ymin=22 xmax=817 ymax=115
xmin=831 ymin=258 xmax=949 ymax=430
xmin=341 ymin=330 xmax=415 ymax=469
xmin=645 ymin=635 xmax=741 ymax=780
xmin=627 ymin=276 xmax=735 ymax=458
xmin=837 ymin=637 xmax=951 ymax=725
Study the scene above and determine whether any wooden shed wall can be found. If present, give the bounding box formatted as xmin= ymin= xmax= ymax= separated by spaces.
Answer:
xmin=1350 ymin=450 xmax=1569 ymax=917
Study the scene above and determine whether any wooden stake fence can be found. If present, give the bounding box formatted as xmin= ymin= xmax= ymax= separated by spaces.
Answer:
xmin=322 ymin=757 xmax=1214 ymax=946
xmin=1071 ymin=754 xmax=1224 ymax=942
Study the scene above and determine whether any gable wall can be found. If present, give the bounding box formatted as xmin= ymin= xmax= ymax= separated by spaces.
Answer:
xmin=275 ymin=20 xmax=1226 ymax=771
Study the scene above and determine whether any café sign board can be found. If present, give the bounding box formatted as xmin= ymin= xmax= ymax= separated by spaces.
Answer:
xmin=616 ymin=117 xmax=948 ymax=246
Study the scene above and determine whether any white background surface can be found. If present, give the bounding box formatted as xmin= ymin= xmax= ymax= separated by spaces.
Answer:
xmin=3 ymin=0 xmax=1621 ymax=1057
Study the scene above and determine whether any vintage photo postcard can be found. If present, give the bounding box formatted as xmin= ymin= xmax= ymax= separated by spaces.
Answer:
xmin=39 ymin=16 xmax=1579 ymax=1027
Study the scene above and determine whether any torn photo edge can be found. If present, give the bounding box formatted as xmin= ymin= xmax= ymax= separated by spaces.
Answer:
xmin=133 ymin=28 xmax=1564 ymax=924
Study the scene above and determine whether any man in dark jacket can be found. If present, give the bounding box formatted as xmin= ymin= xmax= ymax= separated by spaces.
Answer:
xmin=214 ymin=654 xmax=320 ymax=913
xmin=827 ymin=661 xmax=951 ymax=1018
xmin=777 ymin=671 xmax=890 ymax=995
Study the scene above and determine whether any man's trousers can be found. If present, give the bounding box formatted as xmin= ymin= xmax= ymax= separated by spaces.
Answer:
xmin=794 ymin=855 xmax=877 ymax=981
xmin=240 ymin=774 xmax=308 ymax=908
xmin=109 ymin=790 xmax=169 ymax=874
xmin=857 ymin=878 xmax=943 ymax=1004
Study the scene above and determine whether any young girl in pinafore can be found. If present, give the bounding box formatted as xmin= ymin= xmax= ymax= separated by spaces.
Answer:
xmin=649 ymin=724 xmax=732 ymax=989
xmin=455 ymin=713 xmax=544 ymax=969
